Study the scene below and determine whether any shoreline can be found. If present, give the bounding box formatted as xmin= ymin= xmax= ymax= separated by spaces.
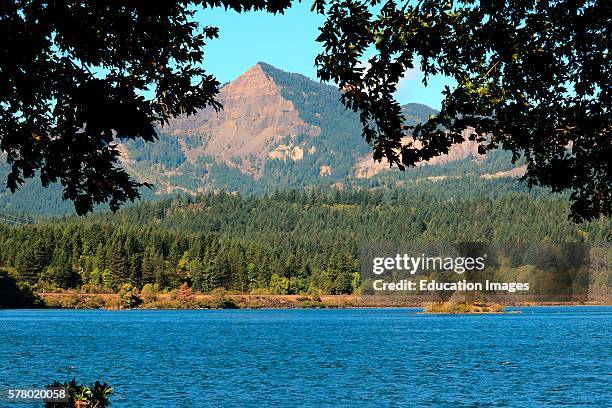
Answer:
xmin=36 ymin=292 xmax=611 ymax=310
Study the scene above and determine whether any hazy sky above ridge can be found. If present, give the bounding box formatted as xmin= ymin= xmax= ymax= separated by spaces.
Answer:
xmin=197 ymin=2 xmax=455 ymax=110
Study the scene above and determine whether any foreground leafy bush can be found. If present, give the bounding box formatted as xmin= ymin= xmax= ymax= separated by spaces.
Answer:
xmin=45 ymin=379 xmax=113 ymax=407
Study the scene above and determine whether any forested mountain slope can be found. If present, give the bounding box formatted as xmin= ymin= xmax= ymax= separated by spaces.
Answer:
xmin=1 ymin=184 xmax=608 ymax=294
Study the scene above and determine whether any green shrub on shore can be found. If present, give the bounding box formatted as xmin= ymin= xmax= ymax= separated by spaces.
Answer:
xmin=118 ymin=283 xmax=141 ymax=309
xmin=297 ymin=299 xmax=326 ymax=308
xmin=169 ymin=288 xmax=180 ymax=300
xmin=209 ymin=288 xmax=239 ymax=309
xmin=140 ymin=284 xmax=159 ymax=304
xmin=212 ymin=298 xmax=239 ymax=309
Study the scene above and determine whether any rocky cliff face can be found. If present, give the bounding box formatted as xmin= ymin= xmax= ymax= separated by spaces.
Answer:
xmin=354 ymin=129 xmax=483 ymax=179
xmin=164 ymin=64 xmax=320 ymax=177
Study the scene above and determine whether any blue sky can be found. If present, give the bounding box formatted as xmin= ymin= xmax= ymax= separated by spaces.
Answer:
xmin=196 ymin=2 xmax=454 ymax=109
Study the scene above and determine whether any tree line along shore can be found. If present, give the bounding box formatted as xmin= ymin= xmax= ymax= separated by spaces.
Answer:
xmin=1 ymin=190 xmax=609 ymax=309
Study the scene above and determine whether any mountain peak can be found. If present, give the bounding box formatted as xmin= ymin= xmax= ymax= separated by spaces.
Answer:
xmin=222 ymin=62 xmax=271 ymax=93
xmin=164 ymin=60 xmax=321 ymax=177
xmin=234 ymin=62 xmax=277 ymax=80
xmin=226 ymin=62 xmax=295 ymax=92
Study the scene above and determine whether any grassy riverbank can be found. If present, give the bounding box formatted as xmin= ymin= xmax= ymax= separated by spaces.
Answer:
xmin=423 ymin=302 xmax=506 ymax=314
xmin=38 ymin=291 xmax=608 ymax=310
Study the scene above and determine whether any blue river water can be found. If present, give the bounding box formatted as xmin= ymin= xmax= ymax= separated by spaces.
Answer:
xmin=0 ymin=307 xmax=610 ymax=407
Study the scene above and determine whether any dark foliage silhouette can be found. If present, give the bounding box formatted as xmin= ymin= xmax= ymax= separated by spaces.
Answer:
xmin=314 ymin=0 xmax=610 ymax=221
xmin=1 ymin=0 xmax=290 ymax=214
